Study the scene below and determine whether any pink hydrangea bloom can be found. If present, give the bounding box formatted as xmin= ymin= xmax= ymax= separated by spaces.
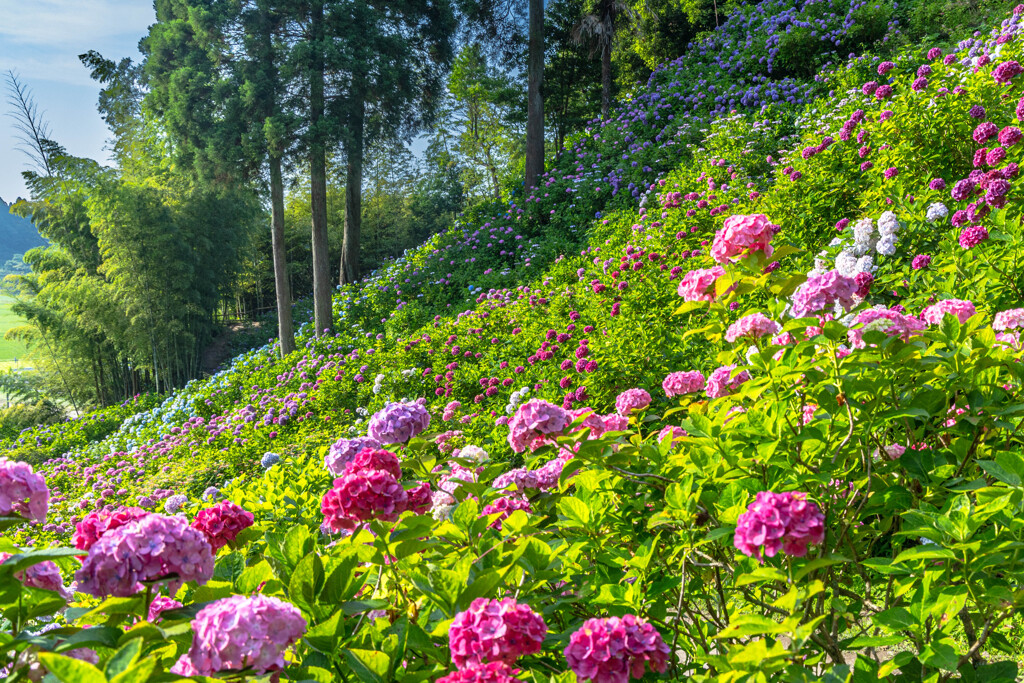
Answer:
xmin=74 ymin=513 xmax=214 ymax=597
xmin=790 ymin=271 xmax=858 ymax=318
xmin=73 ymin=506 xmax=149 ymax=551
xmin=480 ymin=495 xmax=532 ymax=530
xmin=405 ymin=482 xmax=432 ymax=515
xmin=170 ymin=656 xmax=199 ymax=676
xmin=344 ymin=448 xmax=403 ymax=479
xmin=733 ymin=491 xmax=825 ymax=560
xmin=368 ymin=401 xmax=431 ymax=444
xmin=601 ymin=413 xmax=629 ymax=432
xmin=993 ymin=60 xmax=1023 ymax=84
xmin=0 ymin=457 xmax=49 ymax=523
xmin=437 ymin=662 xmax=519 ymax=683
xmin=710 ymin=214 xmax=775 ymax=264
xmin=657 ymin=426 xmax=687 ymax=445
xmin=994 ymin=308 xmax=1024 ymax=331
xmin=725 ymin=313 xmax=782 ymax=343
xmin=614 ymin=388 xmax=651 ymax=417
xmin=564 ymin=615 xmax=670 ymax=683
xmin=507 ymin=400 xmax=570 ymax=453
xmin=662 ymin=371 xmax=705 ymax=397
xmin=321 ymin=470 xmax=409 ymax=532
xmin=566 ymin=407 xmax=610 ymax=438
xmin=449 ymin=598 xmax=546 ymax=668
xmin=190 ymin=501 xmax=254 ymax=552
xmin=847 ymin=309 xmax=926 ymax=348
xmin=958 ymin=224 xmax=989 ymax=248
xmin=186 ymin=594 xmax=306 ymax=675
xmin=324 ymin=436 xmax=380 ymax=475
xmin=0 ymin=551 xmax=70 ymax=599
xmin=922 ymin=299 xmax=977 ymax=325
xmin=148 ymin=596 xmax=183 ymax=622
xmin=676 ymin=266 xmax=726 ymax=302
xmin=705 ymin=365 xmax=750 ymax=399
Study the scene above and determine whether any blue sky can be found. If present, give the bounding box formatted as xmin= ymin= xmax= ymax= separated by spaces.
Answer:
xmin=0 ymin=0 xmax=155 ymax=202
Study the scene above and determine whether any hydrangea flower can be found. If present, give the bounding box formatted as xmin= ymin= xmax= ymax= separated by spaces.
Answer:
xmin=191 ymin=501 xmax=254 ymax=552
xmin=705 ymin=365 xmax=750 ymax=399
xmin=457 ymin=445 xmax=490 ymax=465
xmin=993 ymin=60 xmax=1023 ymax=84
xmin=922 ymin=299 xmax=977 ymax=325
xmin=958 ymin=224 xmax=989 ymax=248
xmin=677 ymin=266 xmax=727 ymax=302
xmin=847 ymin=308 xmax=925 ymax=348
xmin=437 ymin=662 xmax=519 ymax=683
xmin=710 ymin=214 xmax=775 ymax=264
xmin=734 ymin=491 xmax=825 ymax=560
xmin=662 ymin=371 xmax=706 ymax=397
xmin=73 ymin=506 xmax=150 ymax=551
xmin=911 ymin=254 xmax=931 ymax=270
xmin=368 ymin=401 xmax=431 ymax=444
xmin=564 ymin=615 xmax=670 ymax=683
xmin=449 ymin=598 xmax=546 ymax=668
xmin=0 ymin=552 xmax=71 ymax=599
xmin=480 ymin=495 xmax=532 ymax=529
xmin=344 ymin=448 xmax=403 ymax=479
xmin=0 ymin=458 xmax=49 ymax=523
xmin=148 ymin=596 xmax=183 ymax=622
xmin=725 ymin=313 xmax=781 ymax=343
xmin=790 ymin=271 xmax=858 ymax=318
xmin=324 ymin=436 xmax=381 ymax=475
xmin=614 ymin=388 xmax=651 ymax=417
xmin=164 ymin=494 xmax=188 ymax=514
xmin=75 ymin=513 xmax=215 ymax=597
xmin=657 ymin=425 xmax=687 ymax=445
xmin=994 ymin=308 xmax=1024 ymax=331
xmin=184 ymin=595 xmax=306 ymax=675
xmin=321 ymin=469 xmax=409 ymax=532
xmin=507 ymin=400 xmax=570 ymax=453
xmin=925 ymin=203 xmax=948 ymax=222
xmin=260 ymin=452 xmax=280 ymax=468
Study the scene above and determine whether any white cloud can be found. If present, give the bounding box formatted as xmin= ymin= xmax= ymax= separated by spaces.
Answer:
xmin=0 ymin=0 xmax=154 ymax=47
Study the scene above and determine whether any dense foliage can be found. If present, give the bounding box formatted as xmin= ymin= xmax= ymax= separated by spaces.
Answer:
xmin=4 ymin=1 xmax=1024 ymax=682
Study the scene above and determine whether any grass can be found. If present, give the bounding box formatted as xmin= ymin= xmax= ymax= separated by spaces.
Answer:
xmin=0 ymin=295 xmax=30 ymax=364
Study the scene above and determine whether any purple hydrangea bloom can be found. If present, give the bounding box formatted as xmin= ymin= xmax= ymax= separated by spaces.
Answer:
xmin=324 ymin=436 xmax=381 ymax=475
xmin=368 ymin=401 xmax=431 ymax=444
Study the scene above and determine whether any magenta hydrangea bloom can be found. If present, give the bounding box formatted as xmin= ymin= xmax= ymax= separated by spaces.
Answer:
xmin=0 ymin=458 xmax=49 ymax=523
xmin=847 ymin=309 xmax=926 ymax=348
xmin=974 ymin=121 xmax=998 ymax=143
xmin=709 ymin=214 xmax=775 ymax=264
xmin=191 ymin=501 xmax=254 ymax=552
xmin=677 ymin=266 xmax=727 ymax=302
xmin=725 ymin=313 xmax=781 ymax=343
xmin=662 ymin=371 xmax=705 ymax=397
xmin=0 ymin=551 xmax=71 ymax=599
xmin=922 ymin=299 xmax=977 ymax=325
xmin=875 ymin=84 xmax=892 ymax=99
xmin=657 ymin=426 xmax=687 ymax=445
xmin=705 ymin=365 xmax=750 ymax=399
xmin=344 ymin=447 xmax=403 ymax=479
xmin=449 ymin=598 xmax=546 ymax=668
xmin=790 ymin=271 xmax=858 ymax=318
xmin=73 ymin=506 xmax=149 ymax=551
xmin=480 ymin=495 xmax=533 ymax=530
xmin=877 ymin=61 xmax=894 ymax=75
xmin=614 ymin=388 xmax=651 ymax=417
xmin=958 ymin=224 xmax=989 ymax=249
xmin=405 ymin=481 xmax=432 ymax=515
xmin=507 ymin=400 xmax=570 ymax=453
xmin=437 ymin=662 xmax=519 ymax=683
xmin=912 ymin=255 xmax=931 ymax=269
xmin=993 ymin=60 xmax=1023 ymax=84
xmin=148 ymin=596 xmax=183 ymax=622
xmin=1000 ymin=126 xmax=1023 ymax=147
xmin=324 ymin=436 xmax=380 ymax=475
xmin=994 ymin=308 xmax=1024 ymax=331
xmin=321 ymin=469 xmax=409 ymax=532
xmin=368 ymin=400 xmax=431 ymax=444
xmin=74 ymin=513 xmax=215 ymax=597
xmin=185 ymin=594 xmax=306 ymax=676
xmin=733 ymin=491 xmax=825 ymax=561
xmin=564 ymin=615 xmax=670 ymax=683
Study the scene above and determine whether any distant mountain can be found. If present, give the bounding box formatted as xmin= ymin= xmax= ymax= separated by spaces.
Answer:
xmin=0 ymin=197 xmax=47 ymax=266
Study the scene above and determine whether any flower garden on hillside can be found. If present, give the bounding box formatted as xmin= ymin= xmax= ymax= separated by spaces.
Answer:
xmin=5 ymin=2 xmax=1024 ymax=682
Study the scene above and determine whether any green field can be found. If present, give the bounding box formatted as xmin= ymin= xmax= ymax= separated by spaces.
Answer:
xmin=0 ymin=295 xmax=30 ymax=367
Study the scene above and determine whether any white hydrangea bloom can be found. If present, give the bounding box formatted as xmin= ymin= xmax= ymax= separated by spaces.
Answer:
xmin=876 ymin=235 xmax=897 ymax=256
xmin=855 ymin=254 xmax=876 ymax=274
xmin=835 ymin=250 xmax=859 ymax=277
xmin=926 ymin=202 xmax=948 ymax=222
xmin=877 ymin=211 xmax=899 ymax=236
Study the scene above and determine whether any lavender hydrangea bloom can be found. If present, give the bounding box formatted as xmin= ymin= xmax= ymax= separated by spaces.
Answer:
xmin=0 ymin=457 xmax=49 ymax=523
xmin=367 ymin=401 xmax=431 ymax=444
xmin=324 ymin=436 xmax=381 ymax=475
xmin=74 ymin=513 xmax=214 ymax=597
xmin=164 ymin=494 xmax=188 ymax=514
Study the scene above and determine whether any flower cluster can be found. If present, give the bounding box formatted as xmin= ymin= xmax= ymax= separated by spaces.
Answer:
xmin=791 ymin=270 xmax=858 ymax=318
xmin=449 ymin=598 xmax=547 ymax=668
xmin=148 ymin=595 xmax=183 ymax=622
xmin=324 ymin=435 xmax=381 ymax=475
xmin=368 ymin=400 xmax=431 ymax=444
xmin=564 ymin=615 xmax=670 ymax=683
xmin=677 ymin=266 xmax=727 ymax=302
xmin=734 ymin=491 xmax=825 ymax=560
xmin=437 ymin=662 xmax=519 ymax=683
xmin=480 ymin=495 xmax=533 ymax=529
xmin=662 ymin=371 xmax=706 ymax=397
xmin=507 ymin=400 xmax=570 ymax=453
xmin=922 ymin=299 xmax=977 ymax=325
xmin=0 ymin=458 xmax=49 ymax=523
xmin=614 ymin=388 xmax=651 ymax=416
xmin=705 ymin=365 xmax=750 ymax=399
xmin=725 ymin=312 xmax=782 ymax=342
xmin=73 ymin=506 xmax=149 ymax=551
xmin=182 ymin=594 xmax=306 ymax=675
xmin=190 ymin=501 xmax=254 ymax=552
xmin=0 ymin=552 xmax=71 ymax=599
xmin=710 ymin=213 xmax=775 ymax=263
xmin=321 ymin=448 xmax=429 ymax=532
xmin=848 ymin=308 xmax=925 ymax=348
xmin=75 ymin=513 xmax=214 ymax=597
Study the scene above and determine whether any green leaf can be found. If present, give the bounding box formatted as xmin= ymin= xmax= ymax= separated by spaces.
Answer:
xmin=282 ymin=525 xmax=313 ymax=570
xmin=305 ymin=609 xmax=345 ymax=652
xmin=55 ymin=626 xmax=122 ymax=653
xmin=892 ymin=545 xmax=955 ymax=564
xmin=104 ymin=638 xmax=142 ymax=678
xmin=322 ymin=554 xmax=361 ymax=604
xmin=872 ymin=607 xmax=917 ymax=631
xmin=343 ymin=649 xmax=390 ymax=683
xmin=235 ymin=560 xmax=275 ymax=594
xmin=109 ymin=656 xmax=157 ymax=683
xmin=557 ymin=497 xmax=591 ymax=527
xmin=1 ymin=548 xmax=82 ymax=574
xmin=37 ymin=653 xmax=106 ymax=683
xmin=289 ymin=552 xmax=325 ymax=617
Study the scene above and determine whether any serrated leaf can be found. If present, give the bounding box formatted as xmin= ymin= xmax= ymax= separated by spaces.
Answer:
xmin=37 ymin=653 xmax=106 ymax=683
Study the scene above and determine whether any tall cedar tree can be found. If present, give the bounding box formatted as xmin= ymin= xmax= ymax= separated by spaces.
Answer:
xmin=524 ymin=0 xmax=544 ymax=191
xmin=143 ymin=0 xmax=297 ymax=356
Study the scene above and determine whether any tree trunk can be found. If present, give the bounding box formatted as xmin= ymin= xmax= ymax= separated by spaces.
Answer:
xmin=601 ymin=37 xmax=612 ymax=119
xmin=341 ymin=94 xmax=365 ymax=285
xmin=524 ymin=0 xmax=545 ymax=191
xmin=270 ymin=153 xmax=295 ymax=356
xmin=309 ymin=0 xmax=332 ymax=335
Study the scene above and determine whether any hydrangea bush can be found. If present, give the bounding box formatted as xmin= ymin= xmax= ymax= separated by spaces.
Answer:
xmin=4 ymin=3 xmax=1024 ymax=682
